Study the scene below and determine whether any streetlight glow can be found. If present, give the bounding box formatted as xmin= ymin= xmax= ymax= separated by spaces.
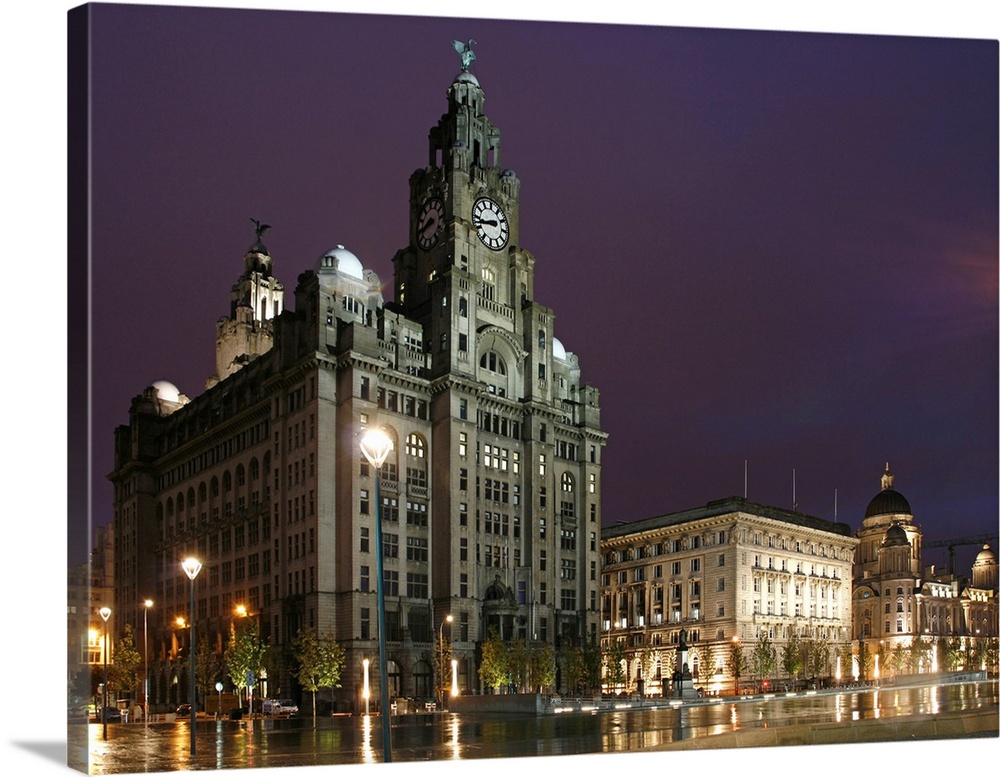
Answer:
xmin=359 ymin=426 xmax=393 ymax=763
xmin=143 ymin=599 xmax=153 ymax=727
xmin=438 ymin=614 xmax=453 ymax=708
xmin=181 ymin=557 xmax=202 ymax=754
xmin=100 ymin=606 xmax=112 ymax=741
xmin=359 ymin=427 xmax=393 ymax=469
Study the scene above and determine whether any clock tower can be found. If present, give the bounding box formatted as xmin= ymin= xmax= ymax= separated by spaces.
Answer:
xmin=392 ymin=48 xmax=540 ymax=388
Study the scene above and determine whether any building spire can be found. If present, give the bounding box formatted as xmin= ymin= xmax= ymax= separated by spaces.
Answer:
xmin=881 ymin=462 xmax=894 ymax=491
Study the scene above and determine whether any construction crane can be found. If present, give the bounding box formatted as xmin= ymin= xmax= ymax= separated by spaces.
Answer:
xmin=924 ymin=533 xmax=998 ymax=575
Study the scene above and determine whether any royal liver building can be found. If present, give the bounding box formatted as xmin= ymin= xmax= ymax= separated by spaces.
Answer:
xmin=110 ymin=49 xmax=606 ymax=710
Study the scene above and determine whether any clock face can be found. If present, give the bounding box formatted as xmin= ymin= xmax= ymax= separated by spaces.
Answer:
xmin=416 ymin=197 xmax=445 ymax=250
xmin=472 ymin=197 xmax=509 ymax=250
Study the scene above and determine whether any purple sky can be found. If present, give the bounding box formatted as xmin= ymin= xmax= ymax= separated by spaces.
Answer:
xmin=75 ymin=4 xmax=997 ymax=572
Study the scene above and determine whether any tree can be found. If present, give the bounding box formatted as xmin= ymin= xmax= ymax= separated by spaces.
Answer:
xmin=108 ymin=624 xmax=143 ymax=704
xmin=804 ymin=638 xmax=830 ymax=682
xmin=857 ymin=640 xmax=872 ymax=680
xmin=603 ymin=639 xmax=626 ymax=694
xmin=982 ymin=637 xmax=1000 ymax=674
xmin=782 ymin=634 xmax=804 ymax=684
xmin=751 ymin=632 xmax=777 ymax=691
xmin=478 ymin=629 xmax=511 ymax=692
xmin=291 ymin=626 xmax=347 ymax=722
xmin=908 ymin=636 xmax=931 ymax=673
xmin=562 ymin=637 xmax=602 ymax=695
xmin=875 ymin=641 xmax=890 ymax=680
xmin=942 ymin=638 xmax=964 ymax=671
xmin=433 ymin=628 xmax=452 ymax=702
xmin=637 ymin=647 xmax=658 ymax=694
xmin=525 ymin=641 xmax=556 ymax=693
xmin=195 ymin=636 xmax=222 ymax=710
xmin=226 ymin=620 xmax=267 ymax=706
xmin=728 ymin=639 xmax=748 ymax=695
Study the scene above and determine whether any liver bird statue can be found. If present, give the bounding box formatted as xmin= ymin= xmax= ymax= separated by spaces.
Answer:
xmin=452 ymin=39 xmax=476 ymax=71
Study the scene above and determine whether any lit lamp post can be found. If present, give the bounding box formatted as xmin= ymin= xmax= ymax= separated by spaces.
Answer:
xmin=731 ymin=635 xmax=740 ymax=696
xmin=359 ymin=426 xmax=394 ymax=763
xmin=181 ymin=557 xmax=203 ymax=755
xmin=438 ymin=614 xmax=452 ymax=707
xmin=99 ymin=606 xmax=112 ymax=740
xmin=142 ymin=599 xmax=153 ymax=726
xmin=362 ymin=658 xmax=370 ymax=716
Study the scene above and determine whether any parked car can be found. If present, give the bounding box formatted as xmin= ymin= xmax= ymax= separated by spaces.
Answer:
xmin=264 ymin=699 xmax=298 ymax=715
xmin=176 ymin=704 xmax=192 ymax=717
xmin=99 ymin=707 xmax=122 ymax=723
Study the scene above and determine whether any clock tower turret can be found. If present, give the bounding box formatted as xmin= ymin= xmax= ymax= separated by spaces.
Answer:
xmin=392 ymin=43 xmax=535 ymax=383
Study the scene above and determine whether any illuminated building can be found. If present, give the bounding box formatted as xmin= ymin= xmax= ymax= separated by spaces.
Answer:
xmin=852 ymin=464 xmax=999 ymax=677
xmin=109 ymin=58 xmax=605 ymax=710
xmin=600 ymin=497 xmax=858 ymax=696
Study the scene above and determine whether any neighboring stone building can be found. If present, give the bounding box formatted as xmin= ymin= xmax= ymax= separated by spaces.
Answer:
xmin=68 ymin=522 xmax=115 ymax=707
xmin=600 ymin=497 xmax=858 ymax=696
xmin=851 ymin=464 xmax=998 ymax=678
xmin=109 ymin=56 xmax=605 ymax=710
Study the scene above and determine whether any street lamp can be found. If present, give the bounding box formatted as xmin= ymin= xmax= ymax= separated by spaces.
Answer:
xmin=362 ymin=658 xmax=370 ymax=716
xmin=99 ymin=606 xmax=112 ymax=740
xmin=359 ymin=426 xmax=393 ymax=763
xmin=730 ymin=635 xmax=740 ymax=696
xmin=181 ymin=556 xmax=203 ymax=755
xmin=438 ymin=614 xmax=453 ymax=707
xmin=142 ymin=599 xmax=153 ymax=727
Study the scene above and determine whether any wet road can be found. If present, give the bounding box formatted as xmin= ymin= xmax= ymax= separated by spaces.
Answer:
xmin=75 ymin=679 xmax=998 ymax=773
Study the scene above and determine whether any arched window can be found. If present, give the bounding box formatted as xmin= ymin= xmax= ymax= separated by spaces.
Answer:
xmin=249 ymin=458 xmax=260 ymax=481
xmin=405 ymin=433 xmax=426 ymax=458
xmin=198 ymin=482 xmax=207 ymax=504
xmin=210 ymin=477 xmax=219 ymax=498
xmin=538 ymin=329 xmax=545 ymax=348
xmin=480 ymin=351 xmax=506 ymax=375
xmin=561 ymin=472 xmax=574 ymax=493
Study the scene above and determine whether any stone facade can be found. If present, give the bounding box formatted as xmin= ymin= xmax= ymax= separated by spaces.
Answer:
xmin=600 ymin=497 xmax=858 ymax=695
xmin=109 ymin=63 xmax=605 ymax=711
xmin=852 ymin=464 xmax=999 ymax=679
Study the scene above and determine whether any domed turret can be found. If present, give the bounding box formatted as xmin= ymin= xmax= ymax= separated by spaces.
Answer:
xmin=864 ymin=463 xmax=912 ymax=518
xmin=318 ymin=245 xmax=364 ymax=280
xmin=972 ymin=544 xmax=998 ymax=591
xmin=881 ymin=522 xmax=910 ymax=547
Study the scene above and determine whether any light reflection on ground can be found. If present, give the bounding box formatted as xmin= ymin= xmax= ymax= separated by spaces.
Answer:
xmin=74 ymin=679 xmax=997 ymax=774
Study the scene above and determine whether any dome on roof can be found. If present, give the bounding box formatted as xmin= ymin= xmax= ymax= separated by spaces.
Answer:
xmin=975 ymin=545 xmax=997 ymax=565
xmin=881 ymin=522 xmax=910 ymax=547
xmin=865 ymin=463 xmax=912 ymax=518
xmin=552 ymin=337 xmax=567 ymax=360
xmin=317 ymin=245 xmax=364 ymax=280
xmin=152 ymin=380 xmax=181 ymax=403
xmin=865 ymin=488 xmax=912 ymax=519
xmin=454 ymin=71 xmax=480 ymax=87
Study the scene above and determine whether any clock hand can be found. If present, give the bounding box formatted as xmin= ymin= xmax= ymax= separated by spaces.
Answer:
xmin=480 ymin=218 xmax=498 ymax=227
